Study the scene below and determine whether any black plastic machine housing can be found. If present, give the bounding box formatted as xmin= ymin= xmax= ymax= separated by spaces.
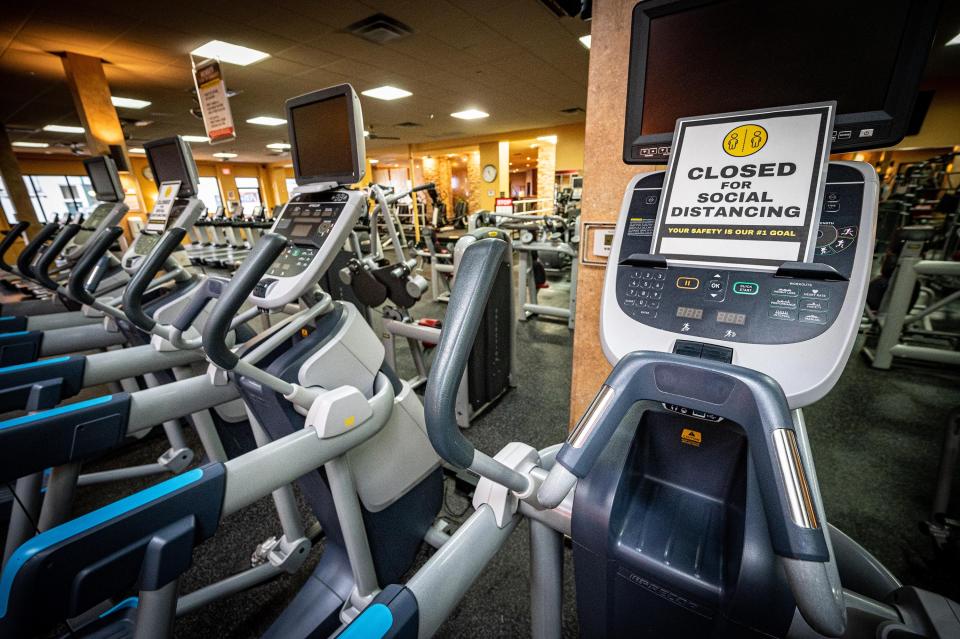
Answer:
xmin=623 ymin=0 xmax=942 ymax=164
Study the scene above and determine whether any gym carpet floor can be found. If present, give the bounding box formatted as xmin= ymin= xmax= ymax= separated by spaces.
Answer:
xmin=7 ymin=269 xmax=959 ymax=638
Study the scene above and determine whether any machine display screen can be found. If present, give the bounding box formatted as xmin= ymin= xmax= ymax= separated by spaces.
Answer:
xmin=676 ymin=306 xmax=703 ymax=320
xmin=291 ymin=224 xmax=312 ymax=238
xmin=716 ymin=311 xmax=747 ymax=326
xmin=290 ymin=94 xmax=355 ymax=181
xmin=85 ymin=158 xmax=121 ymax=202
xmin=623 ymin=0 xmax=938 ymax=161
xmin=147 ymin=140 xmax=197 ymax=197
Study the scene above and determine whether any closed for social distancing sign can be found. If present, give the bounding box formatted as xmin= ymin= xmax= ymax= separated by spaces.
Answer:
xmin=651 ymin=102 xmax=835 ymax=269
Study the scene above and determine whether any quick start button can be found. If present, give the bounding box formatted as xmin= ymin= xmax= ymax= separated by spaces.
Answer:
xmin=733 ymin=281 xmax=759 ymax=295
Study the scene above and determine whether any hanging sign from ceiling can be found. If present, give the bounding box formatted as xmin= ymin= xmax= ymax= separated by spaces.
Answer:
xmin=193 ymin=58 xmax=236 ymax=144
xmin=651 ymin=102 xmax=835 ymax=269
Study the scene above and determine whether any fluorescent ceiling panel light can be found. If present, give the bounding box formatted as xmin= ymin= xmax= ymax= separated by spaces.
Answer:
xmin=364 ymin=130 xmax=370 ymax=137
xmin=111 ymin=96 xmax=151 ymax=109
xmin=12 ymin=141 xmax=49 ymax=148
xmin=361 ymin=86 xmax=412 ymax=101
xmin=128 ymin=147 xmax=146 ymax=154
xmin=43 ymin=124 xmax=84 ymax=134
xmin=947 ymin=31 xmax=960 ymax=46
xmin=191 ymin=40 xmax=269 ymax=66
xmin=213 ymin=152 xmax=237 ymax=158
xmin=451 ymin=109 xmax=489 ymax=120
xmin=266 ymin=142 xmax=291 ymax=150
xmin=536 ymin=135 xmax=558 ymax=144
xmin=182 ymin=135 xmax=210 ymax=143
xmin=246 ymin=116 xmax=286 ymax=126
xmin=369 ymin=159 xmax=379 ymax=164
xmin=579 ymin=35 xmax=591 ymax=49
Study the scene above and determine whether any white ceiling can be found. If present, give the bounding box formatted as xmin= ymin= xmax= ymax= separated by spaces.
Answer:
xmin=0 ymin=0 xmax=590 ymax=163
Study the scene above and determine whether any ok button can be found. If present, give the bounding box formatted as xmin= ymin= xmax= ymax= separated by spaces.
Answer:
xmin=676 ymin=276 xmax=700 ymax=290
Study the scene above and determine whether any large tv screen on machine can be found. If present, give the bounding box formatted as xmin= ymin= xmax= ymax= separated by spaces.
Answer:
xmin=623 ymin=0 xmax=941 ymax=164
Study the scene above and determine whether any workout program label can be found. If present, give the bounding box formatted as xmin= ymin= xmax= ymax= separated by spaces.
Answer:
xmin=651 ymin=103 xmax=834 ymax=269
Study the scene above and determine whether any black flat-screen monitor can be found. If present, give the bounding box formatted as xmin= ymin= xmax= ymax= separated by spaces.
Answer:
xmin=82 ymin=156 xmax=123 ymax=203
xmin=286 ymin=84 xmax=365 ymax=186
xmin=143 ymin=136 xmax=199 ymax=197
xmin=623 ymin=0 xmax=942 ymax=164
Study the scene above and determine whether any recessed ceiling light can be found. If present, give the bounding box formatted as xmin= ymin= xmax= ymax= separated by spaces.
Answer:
xmin=266 ymin=142 xmax=291 ymax=150
xmin=128 ymin=147 xmax=146 ymax=154
xmin=246 ymin=116 xmax=286 ymax=126
xmin=11 ymin=141 xmax=49 ymax=148
xmin=361 ymin=86 xmax=412 ymax=101
xmin=43 ymin=124 xmax=84 ymax=134
xmin=182 ymin=135 xmax=210 ymax=143
xmin=579 ymin=35 xmax=591 ymax=49
xmin=451 ymin=109 xmax=489 ymax=120
xmin=111 ymin=96 xmax=151 ymax=109
xmin=948 ymin=31 xmax=960 ymax=46
xmin=191 ymin=40 xmax=270 ymax=66
xmin=213 ymin=152 xmax=238 ymax=159
xmin=369 ymin=159 xmax=379 ymax=164
xmin=537 ymin=135 xmax=558 ymax=144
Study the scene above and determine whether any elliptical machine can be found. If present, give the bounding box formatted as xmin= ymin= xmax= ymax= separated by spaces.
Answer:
xmin=339 ymin=1 xmax=960 ymax=637
xmin=0 ymin=83 xmax=448 ymax=639
xmin=0 ymin=155 xmax=129 ymax=326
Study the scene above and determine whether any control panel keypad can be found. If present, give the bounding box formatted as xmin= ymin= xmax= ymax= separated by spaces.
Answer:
xmin=267 ymin=246 xmax=317 ymax=277
xmin=625 ymin=271 xmax=664 ymax=317
xmin=613 ymin=164 xmax=862 ymax=345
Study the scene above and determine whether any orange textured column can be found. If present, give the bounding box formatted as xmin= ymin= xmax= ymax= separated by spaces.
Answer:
xmin=568 ymin=0 xmax=657 ymax=429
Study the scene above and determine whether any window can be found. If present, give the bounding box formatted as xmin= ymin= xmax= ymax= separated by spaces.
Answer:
xmin=197 ymin=176 xmax=223 ymax=214
xmin=13 ymin=175 xmax=96 ymax=223
xmin=285 ymin=178 xmax=298 ymax=200
xmin=234 ymin=176 xmax=262 ymax=216
xmin=0 ymin=177 xmax=15 ymax=224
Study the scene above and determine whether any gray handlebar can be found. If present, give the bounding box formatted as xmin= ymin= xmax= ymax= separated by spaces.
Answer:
xmin=424 ymin=238 xmax=509 ymax=468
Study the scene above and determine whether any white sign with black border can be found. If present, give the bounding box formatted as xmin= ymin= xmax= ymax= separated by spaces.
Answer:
xmin=651 ymin=102 xmax=835 ymax=270
xmin=146 ymin=181 xmax=181 ymax=233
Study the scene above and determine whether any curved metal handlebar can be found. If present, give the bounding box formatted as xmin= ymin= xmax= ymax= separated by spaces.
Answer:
xmin=122 ymin=227 xmax=188 ymax=332
xmin=16 ymin=222 xmax=60 ymax=280
xmin=67 ymin=226 xmax=123 ymax=305
xmin=201 ymin=232 xmax=287 ymax=371
xmin=0 ymin=221 xmax=30 ymax=273
xmin=34 ymin=223 xmax=80 ymax=291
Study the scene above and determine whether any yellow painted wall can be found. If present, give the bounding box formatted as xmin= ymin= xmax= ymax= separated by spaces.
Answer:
xmin=477 ymin=141 xmax=503 ymax=210
xmin=895 ymin=84 xmax=960 ymax=151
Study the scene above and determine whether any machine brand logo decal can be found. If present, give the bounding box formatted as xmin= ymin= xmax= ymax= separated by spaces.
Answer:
xmin=681 ymin=428 xmax=702 ymax=447
xmin=722 ymin=124 xmax=767 ymax=157
xmin=616 ymin=567 xmax=714 ymax=618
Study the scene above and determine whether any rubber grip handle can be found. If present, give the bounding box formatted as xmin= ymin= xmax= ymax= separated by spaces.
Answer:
xmin=202 ymin=232 xmax=287 ymax=370
xmin=35 ymin=223 xmax=80 ymax=291
xmin=0 ymin=221 xmax=30 ymax=272
xmin=17 ymin=222 xmax=60 ymax=280
xmin=423 ymin=238 xmax=508 ymax=468
xmin=67 ymin=226 xmax=123 ymax=305
xmin=411 ymin=182 xmax=435 ymax=193
xmin=122 ymin=228 xmax=187 ymax=331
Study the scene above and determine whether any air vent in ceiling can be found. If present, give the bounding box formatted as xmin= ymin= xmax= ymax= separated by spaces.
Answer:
xmin=346 ymin=14 xmax=414 ymax=45
xmin=560 ymin=106 xmax=585 ymax=114
xmin=395 ymin=121 xmax=422 ymax=127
